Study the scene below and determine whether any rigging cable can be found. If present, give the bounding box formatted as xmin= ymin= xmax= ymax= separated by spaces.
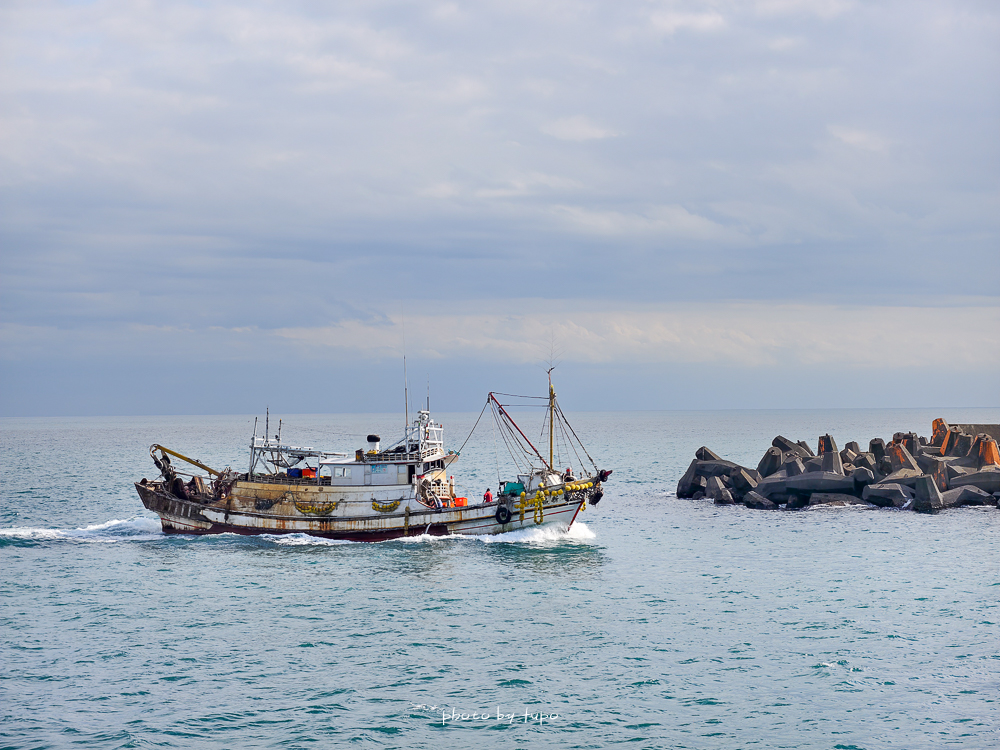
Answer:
xmin=494 ymin=404 xmax=525 ymax=474
xmin=455 ymin=399 xmax=490 ymax=455
xmin=493 ymin=401 xmax=533 ymax=475
xmin=492 ymin=401 xmax=502 ymax=484
xmin=555 ymin=400 xmax=599 ymax=471
xmin=490 ymin=395 xmax=549 ymax=469
xmin=558 ymin=411 xmax=586 ymax=472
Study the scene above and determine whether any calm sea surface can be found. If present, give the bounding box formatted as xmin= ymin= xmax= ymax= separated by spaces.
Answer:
xmin=2 ymin=408 xmax=999 ymax=749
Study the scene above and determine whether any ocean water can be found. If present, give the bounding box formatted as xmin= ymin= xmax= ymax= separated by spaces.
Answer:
xmin=2 ymin=408 xmax=999 ymax=749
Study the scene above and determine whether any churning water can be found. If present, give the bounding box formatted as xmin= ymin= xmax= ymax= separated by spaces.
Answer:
xmin=2 ymin=408 xmax=998 ymax=749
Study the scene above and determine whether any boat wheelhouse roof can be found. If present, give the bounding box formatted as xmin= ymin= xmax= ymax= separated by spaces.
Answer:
xmin=251 ymin=409 xmax=449 ymax=473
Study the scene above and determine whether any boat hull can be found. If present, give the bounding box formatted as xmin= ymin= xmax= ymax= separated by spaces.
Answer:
xmin=135 ymin=480 xmax=591 ymax=541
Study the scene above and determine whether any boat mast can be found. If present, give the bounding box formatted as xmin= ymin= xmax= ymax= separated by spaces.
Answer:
xmin=547 ymin=367 xmax=555 ymax=469
xmin=402 ymin=313 xmax=409 ymax=437
xmin=403 ymin=354 xmax=409 ymax=435
xmin=249 ymin=417 xmax=258 ymax=475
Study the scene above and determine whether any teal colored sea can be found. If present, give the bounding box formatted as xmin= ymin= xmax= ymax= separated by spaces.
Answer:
xmin=2 ymin=408 xmax=999 ymax=749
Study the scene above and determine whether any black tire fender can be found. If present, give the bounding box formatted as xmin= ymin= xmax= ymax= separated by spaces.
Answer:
xmin=495 ymin=505 xmax=512 ymax=525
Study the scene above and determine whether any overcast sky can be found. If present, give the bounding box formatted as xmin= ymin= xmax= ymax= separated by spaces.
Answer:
xmin=1 ymin=0 xmax=998 ymax=416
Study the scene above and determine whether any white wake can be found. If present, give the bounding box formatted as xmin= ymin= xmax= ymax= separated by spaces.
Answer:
xmin=0 ymin=516 xmax=164 ymax=543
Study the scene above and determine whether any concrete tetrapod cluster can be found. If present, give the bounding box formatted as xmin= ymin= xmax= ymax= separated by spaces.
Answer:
xmin=676 ymin=420 xmax=1000 ymax=513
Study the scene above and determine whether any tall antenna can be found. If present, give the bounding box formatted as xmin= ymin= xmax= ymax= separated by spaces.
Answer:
xmin=546 ymin=329 xmax=562 ymax=373
xmin=426 ymin=377 xmax=430 ymax=412
xmin=250 ymin=417 xmax=258 ymax=475
xmin=545 ymin=328 xmax=560 ymax=469
xmin=401 ymin=313 xmax=409 ymax=431
xmin=547 ymin=366 xmax=555 ymax=469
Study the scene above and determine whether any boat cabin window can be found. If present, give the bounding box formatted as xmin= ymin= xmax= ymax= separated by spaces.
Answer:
xmin=332 ymin=467 xmax=349 ymax=477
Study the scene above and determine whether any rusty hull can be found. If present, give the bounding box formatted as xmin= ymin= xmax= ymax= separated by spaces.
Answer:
xmin=135 ymin=479 xmax=591 ymax=541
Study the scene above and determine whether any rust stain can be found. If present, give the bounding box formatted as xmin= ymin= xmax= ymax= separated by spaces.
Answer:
xmin=939 ymin=429 xmax=953 ymax=456
xmin=975 ymin=436 xmax=1000 ymax=467
xmin=885 ymin=442 xmax=906 ymax=469
xmin=932 ymin=461 xmax=949 ymax=492
xmin=931 ymin=418 xmax=949 ymax=446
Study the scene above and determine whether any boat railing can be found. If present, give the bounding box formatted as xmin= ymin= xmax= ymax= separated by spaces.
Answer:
xmin=249 ymin=474 xmax=334 ymax=486
xmin=405 ymin=423 xmax=444 ymax=450
xmin=364 ymin=445 xmax=442 ymax=463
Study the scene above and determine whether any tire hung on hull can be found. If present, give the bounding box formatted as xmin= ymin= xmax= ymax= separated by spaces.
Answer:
xmin=495 ymin=505 xmax=512 ymax=525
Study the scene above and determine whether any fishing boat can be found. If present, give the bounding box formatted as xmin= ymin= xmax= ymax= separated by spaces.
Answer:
xmin=135 ymin=378 xmax=611 ymax=541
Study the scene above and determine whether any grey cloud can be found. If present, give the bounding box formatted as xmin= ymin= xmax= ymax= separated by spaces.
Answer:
xmin=0 ymin=0 xmax=997 ymax=413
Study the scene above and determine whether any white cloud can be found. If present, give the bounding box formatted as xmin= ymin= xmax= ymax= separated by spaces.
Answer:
xmin=418 ymin=182 xmax=461 ymax=199
xmin=648 ymin=11 xmax=726 ymax=35
xmin=551 ymin=204 xmax=741 ymax=241
xmin=474 ymin=172 xmax=582 ymax=198
xmin=755 ymin=0 xmax=855 ymax=19
xmin=827 ymin=125 xmax=889 ymax=152
xmin=541 ymin=116 xmax=618 ymax=142
xmin=768 ymin=36 xmax=804 ymax=51
xmin=268 ymin=302 xmax=1000 ymax=370
xmin=416 ymin=172 xmax=583 ymax=200
xmin=21 ymin=302 xmax=996 ymax=373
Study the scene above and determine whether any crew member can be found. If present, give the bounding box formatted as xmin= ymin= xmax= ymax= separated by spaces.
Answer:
xmin=483 ymin=488 xmax=493 ymax=504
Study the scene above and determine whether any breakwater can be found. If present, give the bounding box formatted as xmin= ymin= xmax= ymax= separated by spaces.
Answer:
xmin=677 ymin=419 xmax=1000 ymax=512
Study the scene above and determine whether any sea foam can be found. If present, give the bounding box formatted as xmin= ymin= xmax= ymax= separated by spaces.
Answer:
xmin=0 ymin=516 xmax=164 ymax=543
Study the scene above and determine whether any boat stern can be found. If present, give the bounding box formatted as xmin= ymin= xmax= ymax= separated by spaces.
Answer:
xmin=135 ymin=479 xmax=214 ymax=534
